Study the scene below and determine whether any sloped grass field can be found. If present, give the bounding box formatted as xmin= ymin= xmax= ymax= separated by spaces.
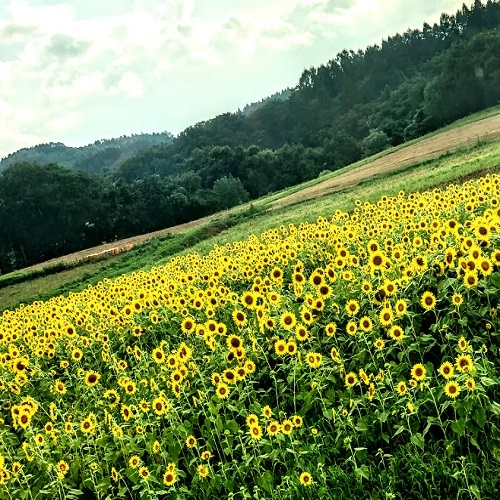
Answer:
xmin=1 ymin=174 xmax=500 ymax=499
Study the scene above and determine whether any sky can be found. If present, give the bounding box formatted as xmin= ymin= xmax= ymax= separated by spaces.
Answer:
xmin=0 ymin=0 xmax=469 ymax=158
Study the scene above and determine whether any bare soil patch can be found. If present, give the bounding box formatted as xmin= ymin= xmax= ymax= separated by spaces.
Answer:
xmin=271 ymin=113 xmax=500 ymax=209
xmin=13 ymin=113 xmax=500 ymax=274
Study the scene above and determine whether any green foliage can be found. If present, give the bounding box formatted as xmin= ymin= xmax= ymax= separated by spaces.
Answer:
xmin=362 ymin=130 xmax=391 ymax=157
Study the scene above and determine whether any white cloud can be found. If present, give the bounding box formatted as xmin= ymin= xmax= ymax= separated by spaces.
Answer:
xmin=116 ymin=71 xmax=144 ymax=99
xmin=0 ymin=0 xmax=472 ymax=158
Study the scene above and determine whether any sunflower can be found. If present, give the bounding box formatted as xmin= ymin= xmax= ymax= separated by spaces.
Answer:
xmin=458 ymin=336 xmax=468 ymax=352
xmin=295 ymin=324 xmax=310 ymax=341
xmin=325 ymin=322 xmax=337 ymax=337
xmin=125 ymin=381 xmax=136 ymax=395
xmin=54 ymin=380 xmax=67 ymax=395
xmin=359 ymin=368 xmax=369 ymax=385
xmin=463 ymin=272 xmax=478 ymax=288
xmin=232 ymin=309 xmax=247 ymax=328
xmin=286 ymin=340 xmax=297 ymax=355
xmin=359 ymin=316 xmax=373 ymax=333
xmin=11 ymin=462 xmax=22 ymax=476
xmin=216 ymin=383 xmax=229 ymax=399
xmin=281 ymin=420 xmax=293 ymax=435
xmin=439 ymin=361 xmax=454 ymax=379
xmin=80 ymin=416 xmax=95 ymax=434
xmin=152 ymin=397 xmax=168 ymax=416
xmin=18 ymin=412 xmax=31 ymax=429
xmin=318 ymin=284 xmax=332 ymax=299
xmin=227 ymin=335 xmax=243 ymax=351
xmin=56 ymin=460 xmax=69 ymax=479
xmin=151 ymin=348 xmax=165 ymax=364
xmin=451 ymin=293 xmax=463 ymax=306
xmin=186 ymin=435 xmax=197 ymax=448
xmin=249 ymin=425 xmax=263 ymax=440
xmin=267 ymin=421 xmax=281 ymax=436
xmin=12 ymin=356 xmax=28 ymax=374
xmin=368 ymin=251 xmax=385 ymax=271
xmin=397 ymin=381 xmax=407 ymax=396
xmin=361 ymin=281 xmax=373 ymax=294
xmin=270 ymin=267 xmax=284 ymax=282
xmin=139 ymin=466 xmax=150 ymax=480
xmin=368 ymin=383 xmax=375 ymax=400
xmin=71 ymin=349 xmax=83 ymax=362
xmin=246 ymin=414 xmax=259 ymax=427
xmin=163 ymin=470 xmax=177 ymax=486
xmin=292 ymin=415 xmax=303 ymax=428
xmin=379 ymin=307 xmax=393 ymax=327
xmin=111 ymin=467 xmax=120 ymax=483
xmin=309 ymin=271 xmax=325 ymax=288
xmin=245 ymin=360 xmax=256 ymax=373
xmin=265 ymin=318 xmax=276 ymax=331
xmin=374 ymin=338 xmax=385 ymax=350
xmin=292 ymin=272 xmax=305 ymax=287
xmin=197 ymin=465 xmax=209 ymax=478
xmin=492 ymin=249 xmax=500 ymax=266
xmin=388 ymin=325 xmax=404 ymax=341
xmin=241 ymin=291 xmax=256 ymax=309
xmin=455 ymin=354 xmax=473 ymax=374
xmin=171 ymin=370 xmax=183 ymax=384
xmin=346 ymin=321 xmax=357 ymax=336
xmin=181 ymin=317 xmax=196 ymax=334
xmin=411 ymin=363 xmax=426 ymax=381
xmin=345 ymin=299 xmax=360 ymax=317
xmin=84 ymin=370 xmax=100 ymax=387
xmin=420 ymin=291 xmax=436 ymax=311
xmin=262 ymin=405 xmax=273 ymax=419
xmin=395 ymin=299 xmax=407 ymax=316
xmin=129 ymin=456 xmax=141 ymax=469
xmin=301 ymin=308 xmax=314 ymax=325
xmin=280 ymin=311 xmax=297 ymax=330
xmin=299 ymin=472 xmax=312 ymax=486
xmin=222 ymin=369 xmax=237 ymax=385
xmin=201 ymin=451 xmax=212 ymax=460
xmin=384 ymin=280 xmax=397 ymax=296
xmin=121 ymin=404 xmax=133 ymax=421
xmin=465 ymin=378 xmax=476 ymax=391
xmin=444 ymin=381 xmax=460 ymax=398
xmin=479 ymin=258 xmax=493 ymax=276
xmin=305 ymin=352 xmax=322 ymax=369
xmin=274 ymin=339 xmax=287 ymax=356
xmin=345 ymin=372 xmax=358 ymax=388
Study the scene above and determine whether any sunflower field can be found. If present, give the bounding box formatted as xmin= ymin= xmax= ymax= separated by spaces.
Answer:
xmin=1 ymin=173 xmax=500 ymax=499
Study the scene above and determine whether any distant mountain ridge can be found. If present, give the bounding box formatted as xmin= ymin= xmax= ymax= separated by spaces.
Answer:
xmin=0 ymin=132 xmax=174 ymax=175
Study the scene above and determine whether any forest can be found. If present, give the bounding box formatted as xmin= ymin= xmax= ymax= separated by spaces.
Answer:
xmin=1 ymin=0 xmax=500 ymax=273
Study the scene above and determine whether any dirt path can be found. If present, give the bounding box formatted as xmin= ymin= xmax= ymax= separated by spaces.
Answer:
xmin=13 ymin=113 xmax=500 ymax=274
xmin=271 ymin=113 xmax=500 ymax=209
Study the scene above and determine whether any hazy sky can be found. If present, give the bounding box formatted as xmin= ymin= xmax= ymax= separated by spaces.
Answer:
xmin=0 ymin=0 xmax=468 ymax=158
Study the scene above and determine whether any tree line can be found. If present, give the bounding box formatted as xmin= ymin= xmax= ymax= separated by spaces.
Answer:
xmin=1 ymin=0 xmax=500 ymax=273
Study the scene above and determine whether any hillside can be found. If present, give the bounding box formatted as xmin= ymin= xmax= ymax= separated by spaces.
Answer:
xmin=7 ymin=110 xmax=500 ymax=275
xmin=2 ymin=1 xmax=500 ymax=275
xmin=1 ymin=145 xmax=500 ymax=499
xmin=0 ymin=132 xmax=173 ymax=175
